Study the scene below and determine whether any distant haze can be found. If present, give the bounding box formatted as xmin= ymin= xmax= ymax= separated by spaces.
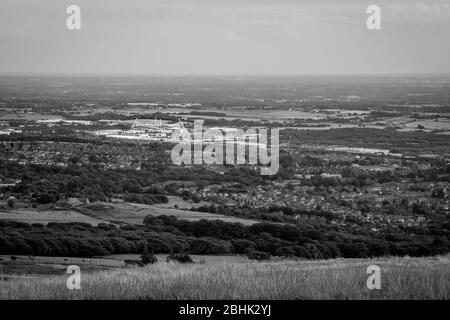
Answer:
xmin=1 ymin=0 xmax=450 ymax=75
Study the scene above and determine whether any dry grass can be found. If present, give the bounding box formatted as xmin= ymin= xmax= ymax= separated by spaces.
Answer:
xmin=1 ymin=256 xmax=449 ymax=300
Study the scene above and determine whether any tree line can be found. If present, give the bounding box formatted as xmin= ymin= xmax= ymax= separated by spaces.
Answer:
xmin=0 ymin=213 xmax=448 ymax=259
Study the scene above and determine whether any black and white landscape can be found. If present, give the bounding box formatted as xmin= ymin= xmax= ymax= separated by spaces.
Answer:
xmin=0 ymin=0 xmax=449 ymax=300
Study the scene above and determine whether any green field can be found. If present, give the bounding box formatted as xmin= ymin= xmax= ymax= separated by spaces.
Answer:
xmin=1 ymin=256 xmax=448 ymax=300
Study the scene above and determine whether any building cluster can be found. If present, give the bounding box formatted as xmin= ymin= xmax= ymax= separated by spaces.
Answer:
xmin=0 ymin=140 xmax=153 ymax=170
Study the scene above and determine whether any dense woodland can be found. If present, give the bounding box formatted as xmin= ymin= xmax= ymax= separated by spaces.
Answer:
xmin=0 ymin=213 xmax=448 ymax=259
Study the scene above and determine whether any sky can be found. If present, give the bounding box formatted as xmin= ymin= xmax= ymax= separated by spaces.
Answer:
xmin=1 ymin=0 xmax=450 ymax=75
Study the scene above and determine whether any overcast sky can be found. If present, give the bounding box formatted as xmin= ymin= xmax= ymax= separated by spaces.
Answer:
xmin=1 ymin=0 xmax=450 ymax=75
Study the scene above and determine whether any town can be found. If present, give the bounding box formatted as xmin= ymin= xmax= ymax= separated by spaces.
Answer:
xmin=0 ymin=75 xmax=449 ymax=279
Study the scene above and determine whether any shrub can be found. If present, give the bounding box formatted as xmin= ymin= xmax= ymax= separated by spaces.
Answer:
xmin=247 ymin=251 xmax=271 ymax=261
xmin=167 ymin=253 xmax=194 ymax=263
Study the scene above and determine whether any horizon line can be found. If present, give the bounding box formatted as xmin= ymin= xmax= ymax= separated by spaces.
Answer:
xmin=2 ymin=72 xmax=450 ymax=78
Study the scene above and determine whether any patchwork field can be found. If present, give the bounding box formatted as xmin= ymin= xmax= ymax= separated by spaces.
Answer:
xmin=0 ymin=208 xmax=104 ymax=225
xmin=76 ymin=201 xmax=256 ymax=225
xmin=0 ymin=196 xmax=257 ymax=226
xmin=1 ymin=256 xmax=448 ymax=300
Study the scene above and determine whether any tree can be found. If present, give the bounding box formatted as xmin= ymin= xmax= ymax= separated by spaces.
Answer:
xmin=275 ymin=246 xmax=296 ymax=258
xmin=431 ymin=189 xmax=445 ymax=198
xmin=232 ymin=239 xmax=255 ymax=254
xmin=7 ymin=197 xmax=16 ymax=208
xmin=140 ymin=246 xmax=157 ymax=265
xmin=192 ymin=195 xmax=201 ymax=203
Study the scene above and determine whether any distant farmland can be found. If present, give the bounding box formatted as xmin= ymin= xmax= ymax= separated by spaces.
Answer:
xmin=1 ymin=256 xmax=448 ymax=300
xmin=0 ymin=208 xmax=103 ymax=225
xmin=0 ymin=196 xmax=257 ymax=226
xmin=75 ymin=200 xmax=256 ymax=226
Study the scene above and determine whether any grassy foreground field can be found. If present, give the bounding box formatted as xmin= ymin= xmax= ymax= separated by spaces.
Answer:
xmin=1 ymin=256 xmax=449 ymax=300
